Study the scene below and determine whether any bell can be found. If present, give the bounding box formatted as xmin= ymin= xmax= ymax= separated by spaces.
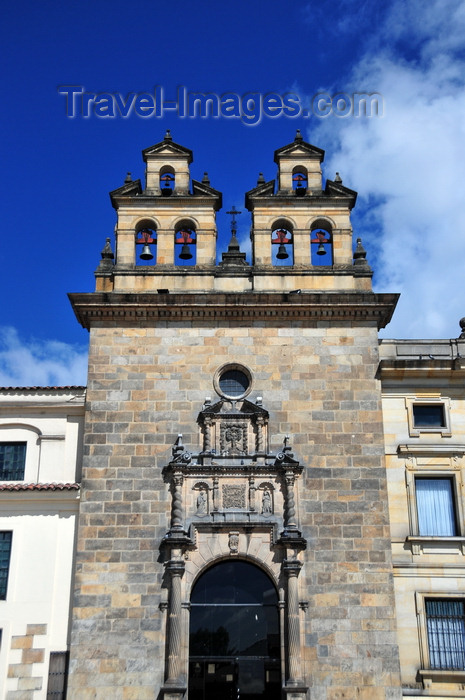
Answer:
xmin=317 ymin=242 xmax=327 ymax=256
xmin=276 ymin=244 xmax=289 ymax=260
xmin=179 ymin=243 xmax=193 ymax=260
xmin=140 ymin=244 xmax=154 ymax=260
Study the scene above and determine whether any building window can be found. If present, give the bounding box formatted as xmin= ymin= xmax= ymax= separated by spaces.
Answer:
xmin=0 ymin=442 xmax=26 ymax=480
xmin=214 ymin=364 xmax=252 ymax=400
xmin=415 ymin=477 xmax=457 ymax=536
xmin=413 ymin=404 xmax=446 ymax=428
xmin=426 ymin=599 xmax=465 ymax=670
xmin=0 ymin=532 xmax=12 ymax=600
xmin=406 ymin=398 xmax=451 ymax=436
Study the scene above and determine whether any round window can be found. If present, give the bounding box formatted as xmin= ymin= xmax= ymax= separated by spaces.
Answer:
xmin=215 ymin=365 xmax=252 ymax=399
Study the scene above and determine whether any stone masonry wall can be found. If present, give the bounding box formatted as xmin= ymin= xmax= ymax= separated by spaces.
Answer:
xmin=67 ymin=318 xmax=402 ymax=699
xmin=6 ymin=624 xmax=47 ymax=700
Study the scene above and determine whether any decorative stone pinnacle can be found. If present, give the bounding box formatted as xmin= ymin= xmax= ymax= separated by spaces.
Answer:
xmin=202 ymin=172 xmax=210 ymax=185
xmin=164 ymin=129 xmax=172 ymax=141
xmin=172 ymin=434 xmax=184 ymax=458
xmin=353 ymin=238 xmax=370 ymax=269
xmin=334 ymin=172 xmax=342 ymax=183
xmin=459 ymin=317 xmax=465 ymax=339
xmin=295 ymin=129 xmax=303 ymax=143
xmin=100 ymin=237 xmax=114 ymax=260
xmin=257 ymin=172 xmax=265 ymax=185
xmin=124 ymin=172 xmax=132 ymax=184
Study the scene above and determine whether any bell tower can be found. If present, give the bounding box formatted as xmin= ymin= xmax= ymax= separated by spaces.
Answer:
xmin=67 ymin=133 xmax=402 ymax=700
xmin=100 ymin=129 xmax=222 ymax=292
xmin=246 ymin=129 xmax=369 ymax=286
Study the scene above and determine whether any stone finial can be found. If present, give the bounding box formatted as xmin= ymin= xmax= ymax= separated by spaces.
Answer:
xmin=459 ymin=317 xmax=465 ymax=339
xmin=100 ymin=238 xmax=114 ymax=260
xmin=295 ymin=129 xmax=303 ymax=143
xmin=202 ymin=172 xmax=210 ymax=185
xmin=124 ymin=172 xmax=132 ymax=183
xmin=97 ymin=237 xmax=115 ymax=270
xmin=334 ymin=172 xmax=342 ymax=183
xmin=164 ymin=129 xmax=172 ymax=141
xmin=257 ymin=172 xmax=265 ymax=185
xmin=172 ymin=434 xmax=184 ymax=459
xmin=283 ymin=435 xmax=293 ymax=455
xmin=353 ymin=238 xmax=371 ymax=270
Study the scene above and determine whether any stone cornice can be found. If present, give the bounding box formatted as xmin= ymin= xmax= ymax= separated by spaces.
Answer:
xmin=378 ymin=358 xmax=465 ymax=379
xmin=68 ymin=291 xmax=399 ymax=330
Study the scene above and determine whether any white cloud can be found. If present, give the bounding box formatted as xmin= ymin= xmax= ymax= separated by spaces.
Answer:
xmin=311 ymin=0 xmax=465 ymax=338
xmin=0 ymin=327 xmax=88 ymax=387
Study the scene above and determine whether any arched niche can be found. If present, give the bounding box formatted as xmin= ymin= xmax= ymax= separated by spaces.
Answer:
xmin=135 ymin=219 xmax=157 ymax=266
xmin=160 ymin=165 xmax=175 ymax=196
xmin=271 ymin=218 xmax=294 ymax=266
xmin=310 ymin=217 xmax=333 ymax=265
xmin=292 ymin=166 xmax=308 ymax=195
xmin=175 ymin=219 xmax=197 ymax=266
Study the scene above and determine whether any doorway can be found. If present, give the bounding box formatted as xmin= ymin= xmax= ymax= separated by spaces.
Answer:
xmin=188 ymin=560 xmax=281 ymax=700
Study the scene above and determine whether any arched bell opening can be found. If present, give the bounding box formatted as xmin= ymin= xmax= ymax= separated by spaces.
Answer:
xmin=271 ymin=218 xmax=294 ymax=266
xmin=310 ymin=218 xmax=333 ymax=266
xmin=135 ymin=220 xmax=157 ymax=265
xmin=175 ymin=220 xmax=197 ymax=265
xmin=188 ymin=560 xmax=281 ymax=700
xmin=160 ymin=165 xmax=175 ymax=196
xmin=292 ymin=166 xmax=308 ymax=196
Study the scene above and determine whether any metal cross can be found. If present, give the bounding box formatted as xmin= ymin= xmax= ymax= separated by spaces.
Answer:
xmin=226 ymin=205 xmax=241 ymax=234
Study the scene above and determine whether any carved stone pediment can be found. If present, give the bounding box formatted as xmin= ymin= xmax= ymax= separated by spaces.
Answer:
xmin=198 ymin=397 xmax=269 ymax=457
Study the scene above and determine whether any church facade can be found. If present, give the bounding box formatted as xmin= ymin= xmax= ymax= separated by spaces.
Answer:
xmin=1 ymin=132 xmax=464 ymax=700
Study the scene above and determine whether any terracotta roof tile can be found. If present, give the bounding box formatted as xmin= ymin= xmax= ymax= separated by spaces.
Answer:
xmin=0 ymin=386 xmax=86 ymax=391
xmin=0 ymin=482 xmax=80 ymax=491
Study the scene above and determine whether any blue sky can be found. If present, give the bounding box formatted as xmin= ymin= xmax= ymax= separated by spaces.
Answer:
xmin=1 ymin=0 xmax=465 ymax=385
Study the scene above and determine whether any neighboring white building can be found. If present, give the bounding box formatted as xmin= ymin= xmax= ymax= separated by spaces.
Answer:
xmin=0 ymin=387 xmax=85 ymax=699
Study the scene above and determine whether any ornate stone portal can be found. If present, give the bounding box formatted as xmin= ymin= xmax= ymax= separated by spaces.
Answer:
xmin=160 ymin=395 xmax=307 ymax=699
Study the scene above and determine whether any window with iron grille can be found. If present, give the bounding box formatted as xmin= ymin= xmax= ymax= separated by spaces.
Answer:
xmin=415 ymin=477 xmax=458 ymax=536
xmin=46 ymin=651 xmax=69 ymax=699
xmin=426 ymin=599 xmax=465 ymax=670
xmin=0 ymin=442 xmax=26 ymax=480
xmin=0 ymin=532 xmax=12 ymax=600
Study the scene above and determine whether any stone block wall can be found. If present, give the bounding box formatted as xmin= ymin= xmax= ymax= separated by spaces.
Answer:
xmin=67 ymin=318 xmax=401 ymax=699
xmin=6 ymin=624 xmax=47 ymax=700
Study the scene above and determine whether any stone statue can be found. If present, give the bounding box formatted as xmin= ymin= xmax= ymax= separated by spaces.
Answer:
xmin=261 ymin=489 xmax=272 ymax=515
xmin=196 ymin=489 xmax=207 ymax=514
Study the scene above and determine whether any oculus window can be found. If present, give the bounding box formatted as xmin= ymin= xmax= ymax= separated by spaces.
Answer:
xmin=214 ymin=365 xmax=252 ymax=400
